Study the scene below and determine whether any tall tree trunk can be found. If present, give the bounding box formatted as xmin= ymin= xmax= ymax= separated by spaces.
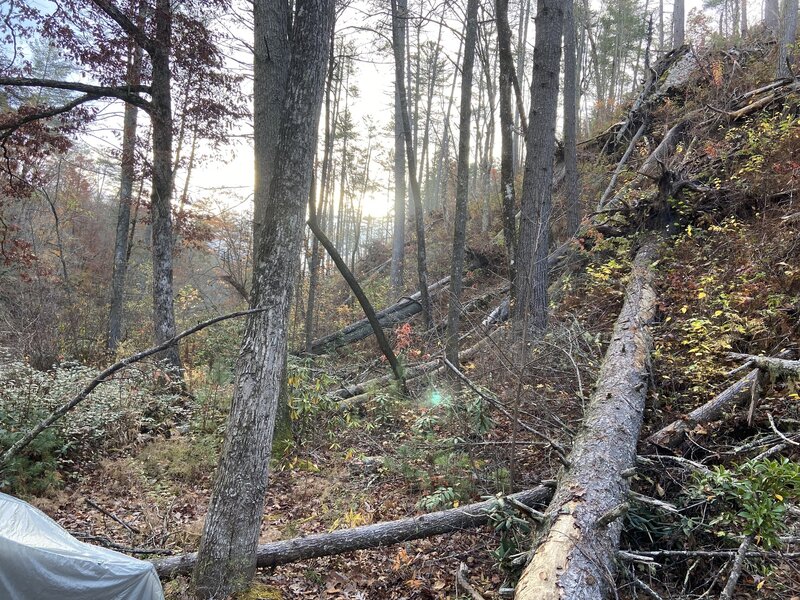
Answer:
xmin=191 ymin=2 xmax=333 ymax=597
xmin=150 ymin=0 xmax=180 ymax=370
xmin=514 ymin=0 xmax=532 ymax=172
xmin=673 ymin=0 xmax=685 ymax=47
xmin=496 ymin=0 xmax=518 ymax=284
xmin=513 ymin=0 xmax=564 ymax=337
xmin=563 ymin=0 xmax=580 ymax=237
xmin=776 ymin=0 xmax=799 ymax=78
xmin=305 ymin=32 xmax=336 ymax=352
xmin=390 ymin=4 xmax=407 ymax=299
xmin=659 ymin=0 xmax=664 ymax=51
xmin=108 ymin=30 xmax=143 ymax=353
xmin=515 ymin=240 xmax=659 ymax=600
xmin=391 ymin=0 xmax=432 ymax=329
xmin=766 ymin=0 xmax=781 ymax=32
xmin=444 ymin=0 xmax=480 ymax=365
xmin=741 ymin=0 xmax=748 ymax=35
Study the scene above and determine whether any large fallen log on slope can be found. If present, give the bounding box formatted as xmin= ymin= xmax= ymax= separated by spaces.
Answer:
xmin=152 ymin=485 xmax=553 ymax=579
xmin=515 ymin=239 xmax=659 ymax=600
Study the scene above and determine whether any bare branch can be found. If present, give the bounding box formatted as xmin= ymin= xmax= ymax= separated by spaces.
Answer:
xmin=0 ymin=77 xmax=151 ymax=110
xmin=90 ymin=0 xmax=155 ymax=55
xmin=0 ymin=93 xmax=99 ymax=138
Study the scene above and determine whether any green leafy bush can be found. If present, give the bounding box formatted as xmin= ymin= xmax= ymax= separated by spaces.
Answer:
xmin=0 ymin=359 xmax=180 ymax=493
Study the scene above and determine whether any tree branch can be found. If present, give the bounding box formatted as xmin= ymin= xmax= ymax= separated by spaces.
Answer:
xmin=90 ymin=0 xmax=155 ymax=55
xmin=0 ymin=309 xmax=266 ymax=466
xmin=0 ymin=77 xmax=151 ymax=110
xmin=0 ymin=93 xmax=99 ymax=137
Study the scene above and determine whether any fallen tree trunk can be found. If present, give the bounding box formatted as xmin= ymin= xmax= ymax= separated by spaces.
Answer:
xmin=305 ymin=275 xmax=451 ymax=355
xmin=646 ymin=368 xmax=760 ymax=450
xmin=515 ymin=239 xmax=659 ymax=600
xmin=152 ymin=485 xmax=553 ymax=579
xmin=728 ymin=353 xmax=800 ymax=378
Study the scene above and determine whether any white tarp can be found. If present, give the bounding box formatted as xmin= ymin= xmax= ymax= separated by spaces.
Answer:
xmin=0 ymin=492 xmax=164 ymax=600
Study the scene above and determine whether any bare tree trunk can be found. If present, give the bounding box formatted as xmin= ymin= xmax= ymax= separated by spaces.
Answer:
xmin=391 ymin=0 xmax=432 ymax=329
xmin=515 ymin=240 xmax=659 ymax=600
xmin=496 ymin=0 xmax=517 ymax=281
xmin=776 ymin=0 xmax=799 ymax=78
xmin=390 ymin=3 xmax=407 ymax=299
xmin=741 ymin=0 xmax=748 ymax=35
xmin=563 ymin=0 xmax=580 ymax=237
xmin=191 ymin=2 xmax=333 ymax=597
xmin=766 ymin=0 xmax=781 ymax=32
xmin=673 ymin=0 xmax=685 ymax=47
xmin=108 ymin=32 xmax=143 ymax=352
xmin=304 ymin=28 xmax=336 ymax=353
xmin=513 ymin=0 xmax=564 ymax=336
xmin=445 ymin=0 xmax=480 ymax=366
xmin=150 ymin=0 xmax=180 ymax=371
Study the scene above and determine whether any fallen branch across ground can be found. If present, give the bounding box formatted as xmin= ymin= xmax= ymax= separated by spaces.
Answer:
xmin=151 ymin=485 xmax=553 ymax=579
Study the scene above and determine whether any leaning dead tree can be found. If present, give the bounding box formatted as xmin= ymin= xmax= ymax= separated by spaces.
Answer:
xmin=515 ymin=239 xmax=659 ymax=600
xmin=152 ymin=484 xmax=553 ymax=579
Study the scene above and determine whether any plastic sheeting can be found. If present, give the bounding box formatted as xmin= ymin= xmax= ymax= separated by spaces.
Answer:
xmin=0 ymin=492 xmax=165 ymax=600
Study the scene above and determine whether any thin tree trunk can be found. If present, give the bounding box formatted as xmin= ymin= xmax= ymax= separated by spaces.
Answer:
xmin=513 ymin=0 xmax=564 ymax=336
xmin=766 ymin=0 xmax=780 ymax=33
xmin=108 ymin=18 xmax=143 ymax=353
xmin=515 ymin=240 xmax=659 ymax=600
xmin=391 ymin=0 xmax=432 ymax=330
xmin=191 ymin=2 xmax=333 ymax=597
xmin=563 ymin=0 xmax=580 ymax=237
xmin=741 ymin=0 xmax=748 ymax=35
xmin=150 ymin=0 xmax=180 ymax=371
xmin=390 ymin=3 xmax=407 ymax=299
xmin=496 ymin=0 xmax=518 ymax=283
xmin=445 ymin=0 xmax=480 ymax=366
xmin=673 ymin=0 xmax=685 ymax=47
xmin=776 ymin=0 xmax=799 ymax=78
xmin=304 ymin=28 xmax=336 ymax=353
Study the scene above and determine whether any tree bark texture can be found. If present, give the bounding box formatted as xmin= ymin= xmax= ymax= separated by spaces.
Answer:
xmin=513 ymin=0 xmax=564 ymax=336
xmin=191 ymin=2 xmax=333 ymax=597
xmin=515 ymin=240 xmax=659 ymax=600
xmin=445 ymin=0 xmax=480 ymax=366
xmin=154 ymin=486 xmax=552 ymax=579
xmin=149 ymin=0 xmax=180 ymax=370
xmin=252 ymin=0 xmax=290 ymax=247
xmin=646 ymin=368 xmax=760 ymax=450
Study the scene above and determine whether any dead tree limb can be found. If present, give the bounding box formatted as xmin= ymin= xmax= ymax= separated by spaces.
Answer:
xmin=307 ymin=217 xmax=404 ymax=386
xmin=720 ymin=535 xmax=753 ymax=600
xmin=0 ymin=309 xmax=267 ymax=466
xmin=728 ymin=353 xmax=800 ymax=378
xmin=515 ymin=240 xmax=659 ymax=600
xmin=597 ymin=119 xmax=649 ymax=211
xmin=151 ymin=485 xmax=553 ymax=579
xmin=646 ymin=368 xmax=760 ymax=450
